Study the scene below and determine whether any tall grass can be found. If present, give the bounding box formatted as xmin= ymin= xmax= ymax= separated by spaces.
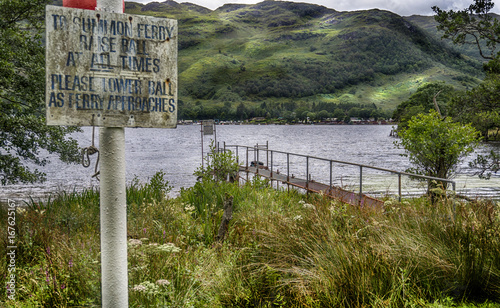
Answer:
xmin=238 ymin=194 xmax=500 ymax=307
xmin=1 ymin=189 xmax=102 ymax=307
xmin=1 ymin=170 xmax=500 ymax=307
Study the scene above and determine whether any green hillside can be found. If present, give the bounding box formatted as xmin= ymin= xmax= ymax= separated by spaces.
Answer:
xmin=404 ymin=14 xmax=491 ymax=63
xmin=125 ymin=1 xmax=485 ymax=118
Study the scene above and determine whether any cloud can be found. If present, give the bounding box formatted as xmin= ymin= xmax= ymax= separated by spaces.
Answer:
xmin=129 ymin=0 xmax=500 ymax=16
xmin=293 ymin=0 xmax=500 ymax=16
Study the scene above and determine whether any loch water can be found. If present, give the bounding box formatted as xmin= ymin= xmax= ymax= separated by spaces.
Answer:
xmin=1 ymin=124 xmax=499 ymax=201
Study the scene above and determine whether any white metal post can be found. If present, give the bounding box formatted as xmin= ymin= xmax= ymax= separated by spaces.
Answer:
xmin=96 ymin=1 xmax=128 ymax=307
xmin=99 ymin=127 xmax=127 ymax=308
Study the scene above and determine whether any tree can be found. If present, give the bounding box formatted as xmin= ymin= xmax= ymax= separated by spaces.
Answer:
xmin=317 ymin=110 xmax=330 ymax=120
xmin=396 ymin=111 xmax=480 ymax=192
xmin=433 ymin=0 xmax=500 ymax=63
xmin=235 ymin=102 xmax=248 ymax=120
xmin=469 ymin=150 xmax=500 ymax=179
xmin=348 ymin=107 xmax=361 ymax=118
xmin=332 ymin=109 xmax=345 ymax=121
xmin=194 ymin=141 xmax=239 ymax=182
xmin=449 ymin=75 xmax=500 ymax=140
xmin=306 ymin=112 xmax=316 ymax=122
xmin=0 ymin=0 xmax=80 ymax=184
xmin=283 ymin=110 xmax=296 ymax=122
xmin=392 ymin=82 xmax=455 ymax=129
xmin=295 ymin=107 xmax=309 ymax=121
xmin=433 ymin=0 xmax=500 ymax=178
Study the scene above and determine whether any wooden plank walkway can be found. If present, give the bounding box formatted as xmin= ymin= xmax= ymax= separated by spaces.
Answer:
xmin=240 ymin=166 xmax=384 ymax=207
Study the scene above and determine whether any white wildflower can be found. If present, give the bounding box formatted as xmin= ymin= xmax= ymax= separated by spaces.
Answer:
xmin=132 ymin=285 xmax=147 ymax=292
xmin=184 ymin=204 xmax=196 ymax=212
xmin=302 ymin=203 xmax=315 ymax=210
xmin=157 ymin=243 xmax=181 ymax=253
xmin=293 ymin=215 xmax=303 ymax=221
xmin=128 ymin=239 xmax=143 ymax=246
xmin=132 ymin=281 xmax=159 ymax=295
xmin=156 ymin=279 xmax=171 ymax=286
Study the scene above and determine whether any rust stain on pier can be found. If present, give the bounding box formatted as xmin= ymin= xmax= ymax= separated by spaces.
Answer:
xmin=240 ymin=165 xmax=384 ymax=207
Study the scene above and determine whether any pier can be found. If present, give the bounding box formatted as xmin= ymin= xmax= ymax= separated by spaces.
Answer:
xmin=221 ymin=143 xmax=456 ymax=207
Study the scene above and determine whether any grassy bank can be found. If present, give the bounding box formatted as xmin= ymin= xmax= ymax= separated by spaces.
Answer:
xmin=1 ymin=171 xmax=500 ymax=307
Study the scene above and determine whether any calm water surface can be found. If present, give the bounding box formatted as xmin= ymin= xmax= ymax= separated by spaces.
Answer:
xmin=1 ymin=125 xmax=499 ymax=201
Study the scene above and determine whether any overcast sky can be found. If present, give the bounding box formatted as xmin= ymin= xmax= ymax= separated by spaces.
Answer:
xmin=129 ymin=0 xmax=500 ymax=16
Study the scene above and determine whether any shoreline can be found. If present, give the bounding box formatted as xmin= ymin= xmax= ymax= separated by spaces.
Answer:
xmin=2 ymin=172 xmax=499 ymax=205
xmin=177 ymin=121 xmax=397 ymax=126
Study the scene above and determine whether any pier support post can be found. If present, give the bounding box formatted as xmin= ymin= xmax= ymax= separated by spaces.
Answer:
xmin=287 ymin=153 xmax=290 ymax=192
xmin=306 ymin=156 xmax=309 ymax=194
xmin=359 ymin=166 xmax=363 ymax=206
xmin=246 ymin=147 xmax=249 ymax=182
xmin=266 ymin=141 xmax=269 ymax=167
xmin=398 ymin=173 xmax=402 ymax=202
xmin=329 ymin=160 xmax=333 ymax=196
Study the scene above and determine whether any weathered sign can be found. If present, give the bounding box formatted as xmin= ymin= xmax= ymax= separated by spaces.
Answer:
xmin=45 ymin=5 xmax=177 ymax=128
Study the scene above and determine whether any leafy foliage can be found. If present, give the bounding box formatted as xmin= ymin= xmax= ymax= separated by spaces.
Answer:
xmin=127 ymin=170 xmax=173 ymax=206
xmin=449 ymin=75 xmax=500 ymax=140
xmin=433 ymin=0 xmax=500 ymax=61
xmin=0 ymin=0 xmax=80 ymax=184
xmin=194 ymin=141 xmax=239 ymax=182
xmin=396 ymin=111 xmax=480 ymax=189
xmin=179 ymin=99 xmax=388 ymax=122
xmin=392 ymin=82 xmax=456 ymax=129
xmin=469 ymin=150 xmax=500 ymax=179
xmin=431 ymin=0 xmax=500 ymax=180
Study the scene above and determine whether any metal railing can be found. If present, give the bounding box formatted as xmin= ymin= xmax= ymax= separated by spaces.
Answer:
xmin=221 ymin=143 xmax=456 ymax=202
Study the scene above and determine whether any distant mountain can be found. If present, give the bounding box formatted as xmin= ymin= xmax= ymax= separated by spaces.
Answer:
xmin=125 ymin=1 xmax=485 ymax=112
